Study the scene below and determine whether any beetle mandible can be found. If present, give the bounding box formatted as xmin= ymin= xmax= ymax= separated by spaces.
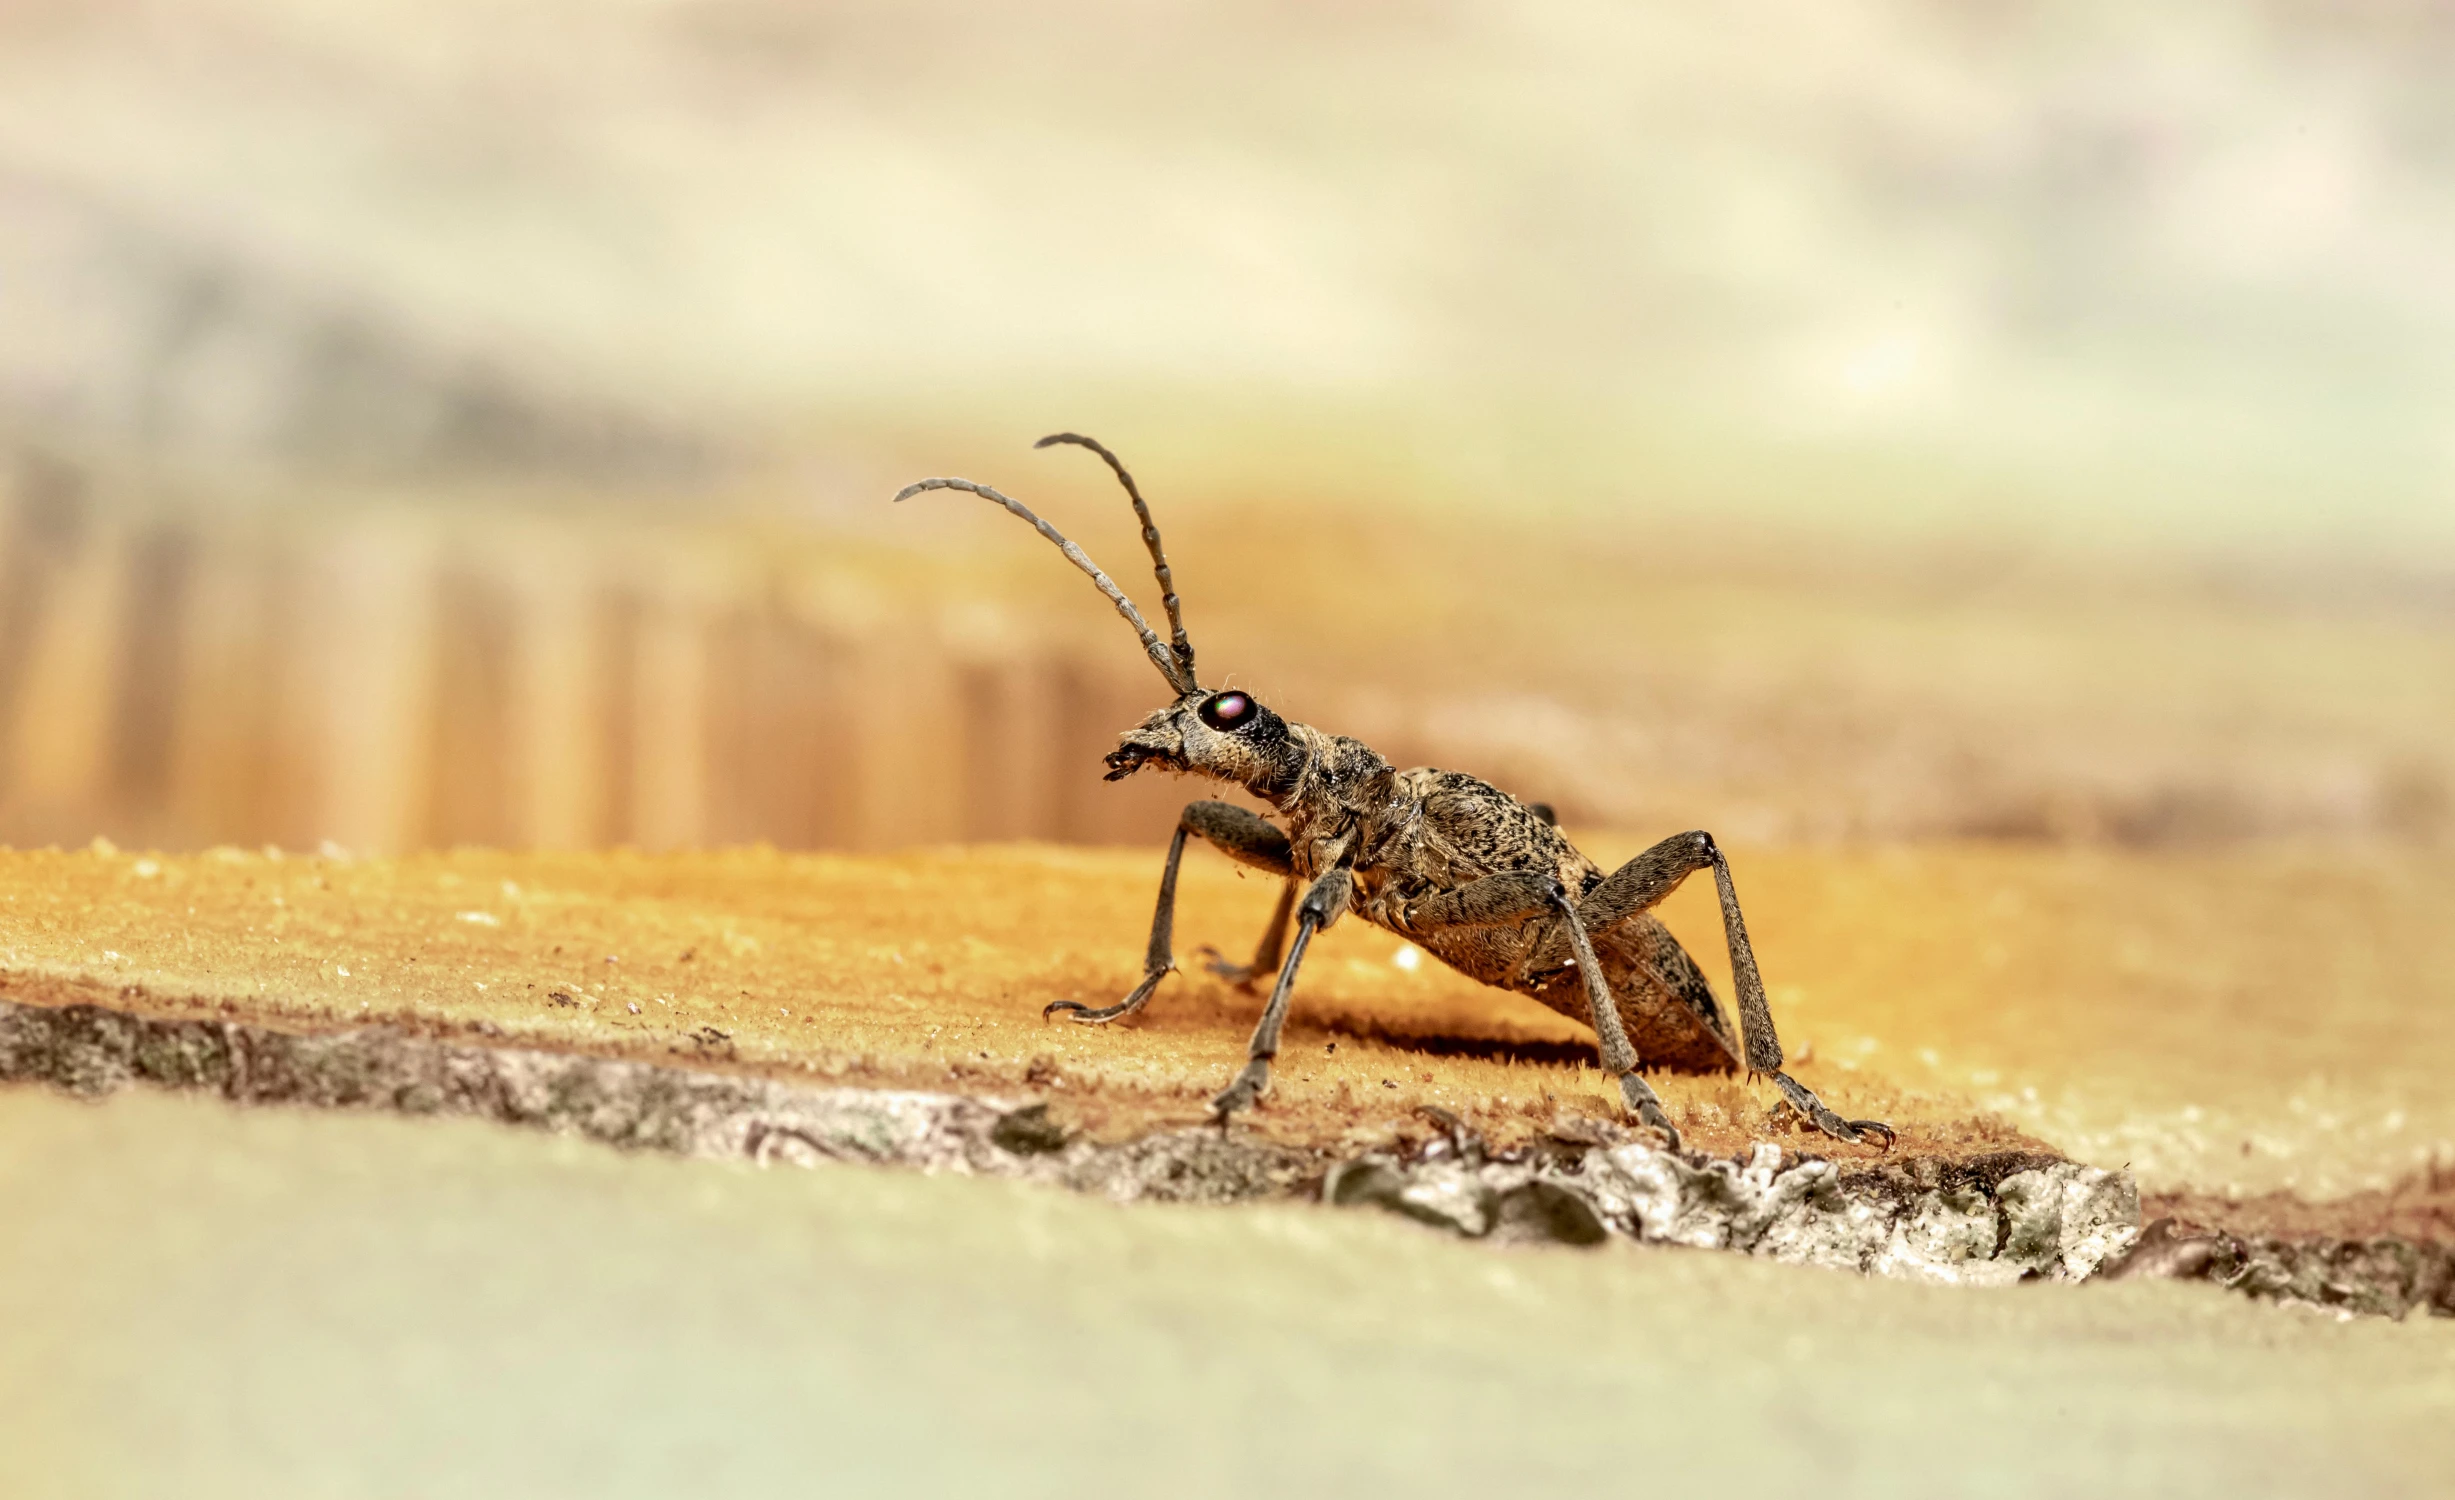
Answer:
xmin=897 ymin=435 xmax=1894 ymax=1150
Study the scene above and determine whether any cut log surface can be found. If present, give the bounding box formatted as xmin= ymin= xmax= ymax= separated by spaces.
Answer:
xmin=1 ymin=841 xmax=2450 ymax=1196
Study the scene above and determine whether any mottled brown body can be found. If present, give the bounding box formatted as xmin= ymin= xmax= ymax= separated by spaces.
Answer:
xmin=1271 ymin=731 xmax=1741 ymax=1075
xmin=898 ymin=435 xmax=1889 ymax=1147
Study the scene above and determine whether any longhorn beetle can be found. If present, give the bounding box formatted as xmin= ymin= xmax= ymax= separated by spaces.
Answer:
xmin=896 ymin=436 xmax=1894 ymax=1150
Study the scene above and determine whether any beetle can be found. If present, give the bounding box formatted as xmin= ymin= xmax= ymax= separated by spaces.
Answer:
xmin=897 ymin=435 xmax=1893 ymax=1150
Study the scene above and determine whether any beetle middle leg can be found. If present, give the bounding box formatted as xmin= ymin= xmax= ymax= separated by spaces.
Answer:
xmin=1210 ymin=866 xmax=1353 ymax=1121
xmin=1045 ymin=801 xmax=1292 ymax=1025
xmin=1546 ymin=885 xmax=1688 ymax=1150
xmin=1395 ymin=871 xmax=1685 ymax=1148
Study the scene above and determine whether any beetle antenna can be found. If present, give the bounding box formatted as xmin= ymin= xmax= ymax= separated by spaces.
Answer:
xmin=893 ymin=475 xmax=1195 ymax=695
xmin=1033 ymin=433 xmax=1196 ymax=688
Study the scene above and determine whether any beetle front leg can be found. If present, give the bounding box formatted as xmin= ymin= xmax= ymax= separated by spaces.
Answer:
xmin=1045 ymin=822 xmax=1192 ymax=1025
xmin=1196 ymin=877 xmax=1295 ymax=990
xmin=1211 ymin=867 xmax=1351 ymax=1122
xmin=1047 ymin=801 xmax=1293 ymax=1026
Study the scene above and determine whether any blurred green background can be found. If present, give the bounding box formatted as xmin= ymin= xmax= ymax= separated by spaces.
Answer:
xmin=0 ymin=0 xmax=2449 ymax=855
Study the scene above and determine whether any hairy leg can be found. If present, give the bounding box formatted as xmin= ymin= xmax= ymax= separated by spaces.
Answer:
xmin=1396 ymin=868 xmax=1561 ymax=933
xmin=1548 ymin=831 xmax=1894 ymax=1148
xmin=1211 ymin=867 xmax=1352 ymax=1122
xmin=1047 ymin=801 xmax=1292 ymax=1025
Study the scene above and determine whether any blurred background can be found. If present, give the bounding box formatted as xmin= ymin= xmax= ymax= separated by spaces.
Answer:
xmin=2 ymin=0 xmax=2451 ymax=857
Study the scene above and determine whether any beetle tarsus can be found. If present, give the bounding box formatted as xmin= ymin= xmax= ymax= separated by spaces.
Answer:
xmin=1210 ymin=1058 xmax=1272 ymax=1122
xmin=1772 ymin=1070 xmax=1891 ymax=1148
xmin=1043 ymin=970 xmax=1167 ymax=1025
xmin=1194 ymin=945 xmax=1263 ymax=989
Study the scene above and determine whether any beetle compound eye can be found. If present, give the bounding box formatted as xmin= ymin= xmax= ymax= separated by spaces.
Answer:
xmin=1199 ymin=691 xmax=1256 ymax=731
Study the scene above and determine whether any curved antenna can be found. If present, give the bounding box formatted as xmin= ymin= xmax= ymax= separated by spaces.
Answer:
xmin=893 ymin=476 xmax=1195 ymax=695
xmin=1033 ymin=433 xmax=1196 ymax=687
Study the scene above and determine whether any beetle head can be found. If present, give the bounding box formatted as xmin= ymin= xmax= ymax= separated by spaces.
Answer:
xmin=1103 ymin=686 xmax=1298 ymax=797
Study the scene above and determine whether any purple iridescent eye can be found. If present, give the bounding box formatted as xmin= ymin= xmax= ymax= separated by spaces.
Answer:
xmin=1198 ymin=691 xmax=1255 ymax=731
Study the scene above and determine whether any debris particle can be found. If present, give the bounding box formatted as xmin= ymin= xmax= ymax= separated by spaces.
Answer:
xmin=456 ymin=911 xmax=500 ymax=927
xmin=628 ymin=1002 xmax=641 ymax=1015
xmin=990 ymin=1103 xmax=1068 ymax=1156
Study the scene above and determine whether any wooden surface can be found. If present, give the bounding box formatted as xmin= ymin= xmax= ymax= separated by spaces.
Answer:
xmin=4 ymin=840 xmax=2450 ymax=1198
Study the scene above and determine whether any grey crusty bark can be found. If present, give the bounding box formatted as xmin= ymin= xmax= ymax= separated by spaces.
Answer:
xmin=2 ymin=994 xmax=2140 ymax=1284
xmin=18 ymin=994 xmax=2445 ymax=1315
